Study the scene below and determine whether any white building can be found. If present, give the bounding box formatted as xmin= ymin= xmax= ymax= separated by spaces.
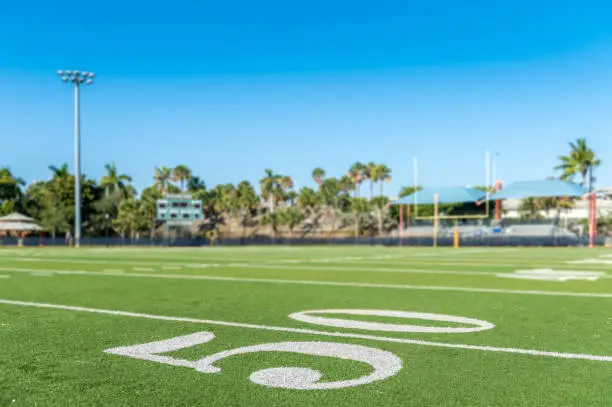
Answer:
xmin=503 ymin=187 xmax=612 ymax=220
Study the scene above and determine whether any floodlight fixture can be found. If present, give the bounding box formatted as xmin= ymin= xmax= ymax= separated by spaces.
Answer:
xmin=57 ymin=68 xmax=96 ymax=248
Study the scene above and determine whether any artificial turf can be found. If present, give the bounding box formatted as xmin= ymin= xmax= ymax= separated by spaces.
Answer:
xmin=1 ymin=246 xmax=611 ymax=406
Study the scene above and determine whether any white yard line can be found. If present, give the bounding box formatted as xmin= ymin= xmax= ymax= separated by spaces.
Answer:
xmin=1 ymin=267 xmax=611 ymax=298
xmin=0 ymin=298 xmax=610 ymax=363
xmin=4 ymin=255 xmax=611 ymax=274
xmin=0 ymin=275 xmax=10 ymax=279
xmin=4 ymin=256 xmax=611 ymax=277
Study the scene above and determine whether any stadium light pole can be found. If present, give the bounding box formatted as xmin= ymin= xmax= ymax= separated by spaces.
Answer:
xmin=58 ymin=69 xmax=95 ymax=248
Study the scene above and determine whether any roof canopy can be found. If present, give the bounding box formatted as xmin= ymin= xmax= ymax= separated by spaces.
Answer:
xmin=0 ymin=212 xmax=44 ymax=232
xmin=392 ymin=186 xmax=485 ymax=205
xmin=489 ymin=180 xmax=587 ymax=200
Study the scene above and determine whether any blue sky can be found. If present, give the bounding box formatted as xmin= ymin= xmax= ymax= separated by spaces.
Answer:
xmin=2 ymin=1 xmax=612 ymax=196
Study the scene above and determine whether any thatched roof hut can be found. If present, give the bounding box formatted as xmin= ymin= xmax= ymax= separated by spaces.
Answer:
xmin=0 ymin=213 xmax=44 ymax=236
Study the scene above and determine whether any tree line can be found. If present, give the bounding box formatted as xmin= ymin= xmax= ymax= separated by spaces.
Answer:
xmin=0 ymin=138 xmax=606 ymax=238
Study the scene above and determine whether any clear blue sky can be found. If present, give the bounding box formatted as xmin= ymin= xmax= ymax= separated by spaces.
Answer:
xmin=2 ymin=0 xmax=612 ymax=196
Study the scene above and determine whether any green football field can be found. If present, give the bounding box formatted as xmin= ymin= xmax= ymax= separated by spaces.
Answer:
xmin=1 ymin=246 xmax=611 ymax=406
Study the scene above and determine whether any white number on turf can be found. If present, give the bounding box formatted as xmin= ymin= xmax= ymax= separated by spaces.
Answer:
xmin=105 ymin=333 xmax=402 ymax=390
xmin=288 ymin=309 xmax=495 ymax=333
xmin=104 ymin=331 xmax=216 ymax=368
xmin=195 ymin=341 xmax=402 ymax=389
xmin=497 ymin=269 xmax=605 ymax=282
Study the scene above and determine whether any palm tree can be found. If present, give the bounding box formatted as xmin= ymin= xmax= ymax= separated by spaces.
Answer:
xmin=312 ymin=167 xmax=326 ymax=186
xmin=350 ymin=197 xmax=370 ymax=237
xmin=280 ymin=207 xmax=305 ymax=238
xmin=297 ymin=187 xmax=319 ymax=216
xmin=348 ymin=162 xmax=366 ymax=198
xmin=187 ymin=176 xmax=206 ymax=193
xmin=172 ymin=165 xmax=193 ymax=192
xmin=261 ymin=212 xmax=283 ymax=239
xmin=365 ymin=161 xmax=377 ymax=200
xmin=519 ymin=197 xmax=545 ymax=219
xmin=376 ymin=164 xmax=392 ymax=196
xmin=235 ymin=181 xmax=258 ymax=237
xmin=100 ymin=163 xmax=132 ymax=197
xmin=555 ymin=138 xmax=601 ymax=188
xmin=279 ymin=176 xmax=294 ymax=200
xmin=153 ymin=166 xmax=172 ymax=194
xmin=371 ymin=196 xmax=390 ymax=235
xmin=49 ymin=163 xmax=70 ymax=180
xmin=260 ymin=169 xmax=280 ymax=213
xmin=0 ymin=167 xmax=25 ymax=203
xmin=259 ymin=170 xmax=293 ymax=212
xmin=0 ymin=167 xmax=25 ymax=187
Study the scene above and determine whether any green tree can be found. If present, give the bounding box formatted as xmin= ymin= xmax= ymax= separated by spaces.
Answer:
xmin=280 ymin=207 xmax=304 ymax=238
xmin=153 ymin=166 xmax=173 ymax=194
xmin=348 ymin=162 xmax=366 ymax=198
xmin=187 ymin=176 xmax=206 ymax=193
xmin=371 ymin=196 xmax=390 ymax=235
xmin=261 ymin=211 xmax=283 ymax=239
xmin=235 ymin=181 xmax=259 ymax=237
xmin=365 ymin=161 xmax=377 ymax=200
xmin=140 ymin=187 xmax=163 ymax=237
xmin=0 ymin=167 xmax=25 ymax=214
xmin=312 ymin=167 xmax=326 ymax=186
xmin=259 ymin=169 xmax=293 ymax=213
xmin=172 ymin=165 xmax=193 ymax=191
xmin=113 ymin=198 xmax=141 ymax=240
xmin=375 ymin=164 xmax=392 ymax=197
xmin=297 ymin=187 xmax=319 ymax=216
xmin=555 ymin=138 xmax=601 ymax=187
xmin=518 ymin=197 xmax=545 ymax=219
xmin=350 ymin=197 xmax=370 ymax=237
xmin=100 ymin=163 xmax=132 ymax=198
xmin=319 ymin=177 xmax=349 ymax=234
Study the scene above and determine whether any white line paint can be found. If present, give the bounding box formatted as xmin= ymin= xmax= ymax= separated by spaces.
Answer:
xmin=1 ymin=299 xmax=611 ymax=363
xmin=567 ymin=259 xmax=612 ymax=265
xmin=0 ymin=275 xmax=10 ymax=279
xmin=102 ymin=269 xmax=124 ymax=273
xmin=162 ymin=266 xmax=181 ymax=270
xmin=1 ymin=267 xmax=612 ymax=298
xmin=497 ymin=269 xmax=607 ymax=282
xmin=288 ymin=309 xmax=495 ymax=333
xmin=5 ymin=255 xmax=612 ymax=276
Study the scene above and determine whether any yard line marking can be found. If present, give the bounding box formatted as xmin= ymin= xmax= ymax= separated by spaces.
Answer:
xmin=162 ymin=266 xmax=181 ymax=270
xmin=0 ymin=275 xmax=10 ymax=279
xmin=1 ymin=267 xmax=612 ymax=298
xmin=102 ymin=269 xmax=124 ymax=273
xmin=5 ymin=255 xmax=612 ymax=274
xmin=133 ymin=267 xmax=155 ymax=272
xmin=1 ymin=298 xmax=611 ymax=363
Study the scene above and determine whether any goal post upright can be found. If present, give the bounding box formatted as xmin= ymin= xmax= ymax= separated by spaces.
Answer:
xmin=411 ymin=151 xmax=493 ymax=248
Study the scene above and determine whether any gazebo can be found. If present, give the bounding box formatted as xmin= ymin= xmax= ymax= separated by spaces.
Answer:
xmin=0 ymin=212 xmax=44 ymax=238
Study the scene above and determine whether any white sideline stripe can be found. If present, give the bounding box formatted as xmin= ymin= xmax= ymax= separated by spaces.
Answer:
xmin=133 ymin=267 xmax=154 ymax=272
xmin=1 ymin=267 xmax=612 ymax=298
xmin=0 ymin=298 xmax=610 ymax=363
xmin=102 ymin=269 xmax=124 ymax=273
xmin=0 ymin=275 xmax=10 ymax=279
